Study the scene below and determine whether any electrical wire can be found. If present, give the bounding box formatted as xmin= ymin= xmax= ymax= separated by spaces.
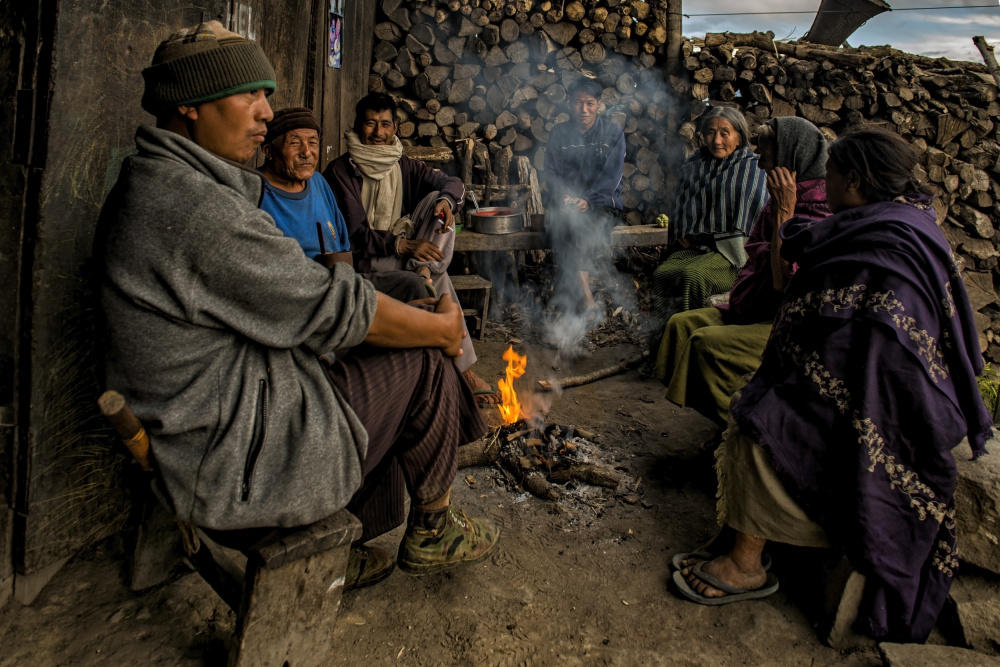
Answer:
xmin=683 ymin=5 xmax=999 ymax=18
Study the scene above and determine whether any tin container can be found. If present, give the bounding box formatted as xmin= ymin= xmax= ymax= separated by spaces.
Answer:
xmin=468 ymin=207 xmax=525 ymax=234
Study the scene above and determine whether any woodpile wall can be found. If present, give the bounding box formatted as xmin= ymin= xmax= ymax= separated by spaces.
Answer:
xmin=367 ymin=0 xmax=672 ymax=224
xmin=674 ymin=31 xmax=1000 ymax=363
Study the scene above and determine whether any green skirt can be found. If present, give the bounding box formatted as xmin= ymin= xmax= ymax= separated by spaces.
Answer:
xmin=655 ymin=307 xmax=772 ymax=426
xmin=649 ymin=249 xmax=739 ymax=344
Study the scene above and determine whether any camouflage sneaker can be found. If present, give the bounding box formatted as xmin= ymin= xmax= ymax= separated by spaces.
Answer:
xmin=397 ymin=505 xmax=500 ymax=575
xmin=344 ymin=543 xmax=396 ymax=591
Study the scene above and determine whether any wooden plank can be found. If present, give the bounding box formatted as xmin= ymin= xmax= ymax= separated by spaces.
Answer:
xmin=451 ymin=274 xmax=493 ymax=290
xmin=231 ymin=543 xmax=352 ymax=667
xmin=258 ymin=0 xmax=312 ymax=111
xmin=249 ymin=510 xmax=360 ymax=569
xmin=454 ymin=224 xmax=670 ymax=251
xmin=0 ymin=1 xmax=24 ymax=611
xmin=328 ymin=0 xmax=378 ymax=164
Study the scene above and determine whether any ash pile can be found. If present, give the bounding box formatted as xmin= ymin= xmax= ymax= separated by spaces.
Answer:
xmin=460 ymin=419 xmax=646 ymax=520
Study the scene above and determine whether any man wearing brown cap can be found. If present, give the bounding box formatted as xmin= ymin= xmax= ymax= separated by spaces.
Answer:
xmin=260 ymin=106 xmax=429 ymax=303
xmin=96 ymin=21 xmax=499 ymax=590
xmin=259 ymin=107 xmax=351 ymax=258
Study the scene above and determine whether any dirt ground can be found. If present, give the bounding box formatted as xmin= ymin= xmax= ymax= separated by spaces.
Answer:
xmin=1 ymin=339 xmax=896 ymax=666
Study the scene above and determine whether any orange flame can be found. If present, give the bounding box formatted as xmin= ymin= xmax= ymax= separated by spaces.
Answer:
xmin=497 ymin=345 xmax=527 ymax=424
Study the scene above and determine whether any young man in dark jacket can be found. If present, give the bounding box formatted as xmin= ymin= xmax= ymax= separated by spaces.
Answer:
xmin=544 ymin=78 xmax=626 ymax=320
xmin=96 ymin=21 xmax=499 ymax=589
xmin=324 ymin=93 xmax=500 ymax=404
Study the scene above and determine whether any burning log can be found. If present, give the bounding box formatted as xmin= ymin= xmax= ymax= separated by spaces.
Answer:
xmin=457 ymin=432 xmax=502 ymax=468
xmin=522 ymin=471 xmax=562 ymax=500
xmin=549 ymin=463 xmax=621 ymax=488
xmin=486 ymin=349 xmax=622 ymax=501
xmin=536 ymin=350 xmax=649 ymax=391
xmin=491 ymin=420 xmax=620 ymax=500
xmin=568 ymin=463 xmax=622 ymax=489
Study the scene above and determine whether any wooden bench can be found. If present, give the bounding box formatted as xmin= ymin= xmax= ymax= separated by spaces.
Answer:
xmin=100 ymin=391 xmax=360 ymax=667
xmin=451 ymin=274 xmax=492 ymax=340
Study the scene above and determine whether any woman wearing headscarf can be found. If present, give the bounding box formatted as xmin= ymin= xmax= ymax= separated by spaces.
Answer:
xmin=655 ymin=117 xmax=831 ymax=427
xmin=649 ymin=107 xmax=769 ymax=353
xmin=672 ymin=127 xmax=993 ymax=644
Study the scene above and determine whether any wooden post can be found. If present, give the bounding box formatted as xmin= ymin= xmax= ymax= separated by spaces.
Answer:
xmin=663 ymin=0 xmax=685 ymax=208
xmin=665 ymin=0 xmax=683 ymax=78
xmin=462 ymin=138 xmax=475 ymax=194
xmin=974 ymin=36 xmax=1000 ymax=90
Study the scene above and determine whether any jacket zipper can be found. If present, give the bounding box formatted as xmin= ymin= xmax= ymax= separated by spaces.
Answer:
xmin=241 ymin=378 xmax=268 ymax=501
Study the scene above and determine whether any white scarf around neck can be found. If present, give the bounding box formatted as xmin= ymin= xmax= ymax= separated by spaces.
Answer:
xmin=345 ymin=131 xmax=404 ymax=232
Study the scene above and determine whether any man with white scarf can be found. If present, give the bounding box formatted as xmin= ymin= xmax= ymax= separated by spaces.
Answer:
xmin=324 ymin=93 xmax=499 ymax=404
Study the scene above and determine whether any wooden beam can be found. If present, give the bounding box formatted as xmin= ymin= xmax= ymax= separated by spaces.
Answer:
xmin=454 ymin=224 xmax=670 ymax=252
xmin=402 ymin=146 xmax=454 ymax=163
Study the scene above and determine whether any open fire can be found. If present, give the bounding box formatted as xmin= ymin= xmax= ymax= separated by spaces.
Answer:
xmin=497 ymin=345 xmax=528 ymax=425
xmin=482 ymin=346 xmax=624 ymax=502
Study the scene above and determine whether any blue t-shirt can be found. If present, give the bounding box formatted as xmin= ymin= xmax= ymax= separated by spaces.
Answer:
xmin=259 ymin=172 xmax=350 ymax=257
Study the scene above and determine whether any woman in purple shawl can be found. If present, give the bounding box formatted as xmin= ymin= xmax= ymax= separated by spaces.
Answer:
xmin=672 ymin=127 xmax=993 ymax=642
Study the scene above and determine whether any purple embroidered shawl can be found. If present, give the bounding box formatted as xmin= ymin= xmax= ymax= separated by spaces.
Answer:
xmin=720 ymin=178 xmax=830 ymax=324
xmin=732 ymin=194 xmax=993 ymax=642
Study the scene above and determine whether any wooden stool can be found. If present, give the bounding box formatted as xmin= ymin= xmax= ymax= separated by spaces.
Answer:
xmin=101 ymin=391 xmax=361 ymax=667
xmin=451 ymin=274 xmax=492 ymax=340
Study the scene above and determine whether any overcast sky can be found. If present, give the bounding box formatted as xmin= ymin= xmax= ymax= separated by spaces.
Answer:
xmin=682 ymin=0 xmax=1000 ymax=62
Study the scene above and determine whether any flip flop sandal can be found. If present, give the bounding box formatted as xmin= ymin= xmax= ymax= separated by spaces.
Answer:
xmin=671 ymin=550 xmax=772 ymax=572
xmin=672 ymin=562 xmax=779 ymax=606
xmin=422 ymin=280 xmax=438 ymax=299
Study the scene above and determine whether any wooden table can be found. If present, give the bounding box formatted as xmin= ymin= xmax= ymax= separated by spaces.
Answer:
xmin=453 ymin=224 xmax=670 ymax=252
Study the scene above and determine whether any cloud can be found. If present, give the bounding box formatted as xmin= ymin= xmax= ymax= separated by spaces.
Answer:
xmin=923 ymin=12 xmax=1000 ymax=27
xmin=685 ymin=2 xmax=1000 ymax=61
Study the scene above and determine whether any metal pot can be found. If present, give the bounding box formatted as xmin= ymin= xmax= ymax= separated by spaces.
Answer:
xmin=468 ymin=207 xmax=525 ymax=234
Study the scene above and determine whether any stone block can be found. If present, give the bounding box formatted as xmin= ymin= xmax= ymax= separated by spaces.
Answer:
xmin=948 ymin=573 xmax=1000 ymax=655
xmin=954 ymin=438 xmax=1000 ymax=575
xmin=823 ymin=558 xmax=875 ymax=650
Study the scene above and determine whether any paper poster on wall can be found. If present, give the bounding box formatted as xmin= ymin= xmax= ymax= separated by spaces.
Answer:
xmin=328 ymin=0 xmax=343 ymax=68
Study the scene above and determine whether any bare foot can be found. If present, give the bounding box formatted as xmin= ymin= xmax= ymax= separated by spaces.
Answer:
xmin=463 ymin=370 xmax=501 ymax=405
xmin=683 ymin=554 xmax=768 ymax=599
xmin=675 ymin=527 xmax=736 ymax=571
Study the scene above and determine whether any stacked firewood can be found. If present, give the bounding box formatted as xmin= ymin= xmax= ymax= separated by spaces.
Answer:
xmin=369 ymin=0 xmax=671 ymax=225
xmin=676 ymin=31 xmax=1000 ymax=361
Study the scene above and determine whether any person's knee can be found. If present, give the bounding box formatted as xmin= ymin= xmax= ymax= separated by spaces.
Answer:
xmin=417 ymin=346 xmax=455 ymax=379
xmin=688 ymin=327 xmax=724 ymax=354
xmin=397 ymin=272 xmax=432 ymax=301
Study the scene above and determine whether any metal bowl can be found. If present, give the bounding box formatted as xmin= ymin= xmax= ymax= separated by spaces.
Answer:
xmin=468 ymin=207 xmax=525 ymax=234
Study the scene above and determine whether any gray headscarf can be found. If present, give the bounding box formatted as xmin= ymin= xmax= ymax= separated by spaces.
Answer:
xmin=767 ymin=116 xmax=827 ymax=181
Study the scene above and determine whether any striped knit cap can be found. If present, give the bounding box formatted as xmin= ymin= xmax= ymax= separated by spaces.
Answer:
xmin=265 ymin=107 xmax=321 ymax=145
xmin=141 ymin=20 xmax=276 ymax=114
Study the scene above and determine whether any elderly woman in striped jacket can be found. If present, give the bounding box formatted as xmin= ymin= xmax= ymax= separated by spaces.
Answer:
xmin=649 ymin=107 xmax=769 ymax=355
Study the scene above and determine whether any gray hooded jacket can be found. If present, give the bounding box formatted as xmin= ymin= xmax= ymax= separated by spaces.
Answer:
xmin=98 ymin=125 xmax=378 ymax=530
